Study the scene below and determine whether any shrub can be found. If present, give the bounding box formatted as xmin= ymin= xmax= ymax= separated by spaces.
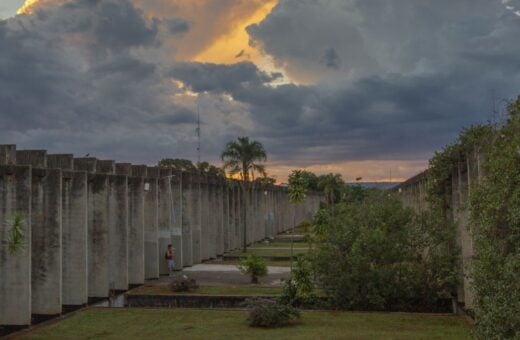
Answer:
xmin=312 ymin=190 xmax=458 ymax=311
xmin=246 ymin=298 xmax=300 ymax=327
xmin=169 ymin=275 xmax=199 ymax=292
xmin=238 ymin=254 xmax=268 ymax=283
xmin=280 ymin=254 xmax=316 ymax=306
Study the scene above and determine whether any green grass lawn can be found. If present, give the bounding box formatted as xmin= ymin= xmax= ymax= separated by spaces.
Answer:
xmin=127 ymin=285 xmax=283 ymax=296
xmin=17 ymin=308 xmax=472 ymax=340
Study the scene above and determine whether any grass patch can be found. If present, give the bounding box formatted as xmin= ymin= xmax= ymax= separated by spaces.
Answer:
xmin=128 ymin=285 xmax=283 ymax=296
xmin=19 ymin=308 xmax=472 ymax=339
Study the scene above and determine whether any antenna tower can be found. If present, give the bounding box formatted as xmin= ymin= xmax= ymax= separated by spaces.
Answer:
xmin=196 ymin=97 xmax=201 ymax=165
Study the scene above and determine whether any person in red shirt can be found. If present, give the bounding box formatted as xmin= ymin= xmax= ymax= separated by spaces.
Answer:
xmin=165 ymin=244 xmax=175 ymax=276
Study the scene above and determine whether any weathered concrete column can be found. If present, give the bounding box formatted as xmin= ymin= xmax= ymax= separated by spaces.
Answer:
xmin=97 ymin=160 xmax=128 ymax=291
xmin=225 ymin=181 xmax=235 ymax=251
xmin=122 ymin=164 xmax=145 ymax=286
xmin=171 ymin=170 xmax=183 ymax=270
xmin=31 ymin=167 xmax=63 ymax=316
xmin=16 ymin=151 xmax=63 ymax=317
xmin=181 ymin=172 xmax=193 ymax=267
xmin=200 ymin=175 xmax=210 ymax=261
xmin=234 ymin=181 xmax=242 ymax=250
xmin=50 ymin=154 xmax=88 ymax=307
xmin=0 ymin=164 xmax=32 ymax=327
xmin=191 ymin=173 xmax=202 ymax=264
xmin=75 ymin=158 xmax=109 ymax=299
xmin=266 ymin=187 xmax=275 ymax=238
xmin=144 ymin=167 xmax=159 ymax=279
xmin=158 ymin=168 xmax=173 ymax=275
xmin=215 ymin=177 xmax=224 ymax=256
xmin=207 ymin=176 xmax=217 ymax=259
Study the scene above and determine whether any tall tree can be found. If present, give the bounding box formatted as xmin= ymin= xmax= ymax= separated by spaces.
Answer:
xmin=221 ymin=137 xmax=267 ymax=252
xmin=318 ymin=173 xmax=345 ymax=205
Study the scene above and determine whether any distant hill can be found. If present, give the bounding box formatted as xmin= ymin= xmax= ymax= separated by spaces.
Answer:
xmin=346 ymin=182 xmax=400 ymax=190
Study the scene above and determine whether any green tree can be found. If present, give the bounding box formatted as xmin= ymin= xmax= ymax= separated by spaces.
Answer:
xmin=158 ymin=158 xmax=197 ymax=172
xmin=288 ymin=170 xmax=309 ymax=270
xmin=317 ymin=173 xmax=344 ymax=205
xmin=221 ymin=136 xmax=267 ymax=252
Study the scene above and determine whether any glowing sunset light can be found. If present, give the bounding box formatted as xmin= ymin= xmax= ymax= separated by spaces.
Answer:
xmin=194 ymin=0 xmax=276 ymax=65
xmin=16 ymin=0 xmax=41 ymax=14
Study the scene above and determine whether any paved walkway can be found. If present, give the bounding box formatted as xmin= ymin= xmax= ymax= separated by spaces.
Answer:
xmin=183 ymin=263 xmax=289 ymax=274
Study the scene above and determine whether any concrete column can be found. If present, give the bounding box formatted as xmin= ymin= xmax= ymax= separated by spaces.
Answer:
xmin=30 ymin=167 xmax=63 ymax=316
xmin=144 ymin=167 xmax=159 ymax=279
xmin=97 ymin=161 xmax=128 ymax=292
xmin=75 ymin=158 xmax=109 ymax=300
xmin=257 ymin=186 xmax=266 ymax=241
xmin=191 ymin=173 xmax=202 ymax=264
xmin=207 ymin=176 xmax=217 ymax=259
xmin=225 ymin=181 xmax=234 ymax=251
xmin=0 ymin=164 xmax=32 ymax=327
xmin=234 ymin=181 xmax=242 ymax=250
xmin=181 ymin=172 xmax=193 ymax=267
xmin=0 ymin=145 xmax=16 ymax=165
xmin=158 ymin=168 xmax=172 ymax=275
xmin=16 ymin=151 xmax=63 ymax=317
xmin=123 ymin=164 xmax=145 ymax=286
xmin=215 ymin=177 xmax=224 ymax=256
xmin=51 ymin=154 xmax=88 ymax=308
xmin=171 ymin=170 xmax=183 ymax=270
xmin=200 ymin=175 xmax=210 ymax=261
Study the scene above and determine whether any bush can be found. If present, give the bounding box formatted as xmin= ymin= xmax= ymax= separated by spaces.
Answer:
xmin=238 ymin=254 xmax=268 ymax=283
xmin=169 ymin=275 xmax=199 ymax=292
xmin=312 ymin=190 xmax=458 ymax=311
xmin=469 ymin=98 xmax=520 ymax=339
xmin=246 ymin=298 xmax=300 ymax=327
xmin=280 ymin=254 xmax=316 ymax=306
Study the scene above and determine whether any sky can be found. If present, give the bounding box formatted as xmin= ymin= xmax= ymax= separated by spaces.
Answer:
xmin=1 ymin=0 xmax=520 ymax=182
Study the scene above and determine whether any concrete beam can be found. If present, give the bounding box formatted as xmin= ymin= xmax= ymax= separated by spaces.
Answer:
xmin=47 ymin=154 xmax=74 ymax=170
xmin=0 ymin=165 xmax=32 ymax=326
xmin=16 ymin=150 xmax=47 ymax=168
xmin=0 ymin=145 xmax=16 ymax=165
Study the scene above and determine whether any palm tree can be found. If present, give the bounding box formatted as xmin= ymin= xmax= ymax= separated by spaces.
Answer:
xmin=221 ymin=137 xmax=267 ymax=252
xmin=318 ymin=173 xmax=344 ymax=206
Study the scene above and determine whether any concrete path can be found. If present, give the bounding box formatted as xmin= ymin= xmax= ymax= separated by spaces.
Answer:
xmin=183 ymin=264 xmax=290 ymax=274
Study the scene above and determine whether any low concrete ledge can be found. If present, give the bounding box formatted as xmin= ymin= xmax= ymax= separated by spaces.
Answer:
xmin=125 ymin=294 xmax=255 ymax=309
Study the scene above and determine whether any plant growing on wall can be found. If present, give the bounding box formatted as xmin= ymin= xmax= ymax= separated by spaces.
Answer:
xmin=6 ymin=211 xmax=25 ymax=255
xmin=469 ymin=96 xmax=520 ymax=339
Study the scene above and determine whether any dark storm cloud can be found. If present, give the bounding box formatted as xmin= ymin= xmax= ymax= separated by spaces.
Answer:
xmin=0 ymin=0 xmax=201 ymax=162
xmin=321 ymin=48 xmax=340 ymax=69
xmin=170 ymin=62 xmax=280 ymax=94
xmin=2 ymin=0 xmax=520 ymax=171
xmin=162 ymin=18 xmax=190 ymax=35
